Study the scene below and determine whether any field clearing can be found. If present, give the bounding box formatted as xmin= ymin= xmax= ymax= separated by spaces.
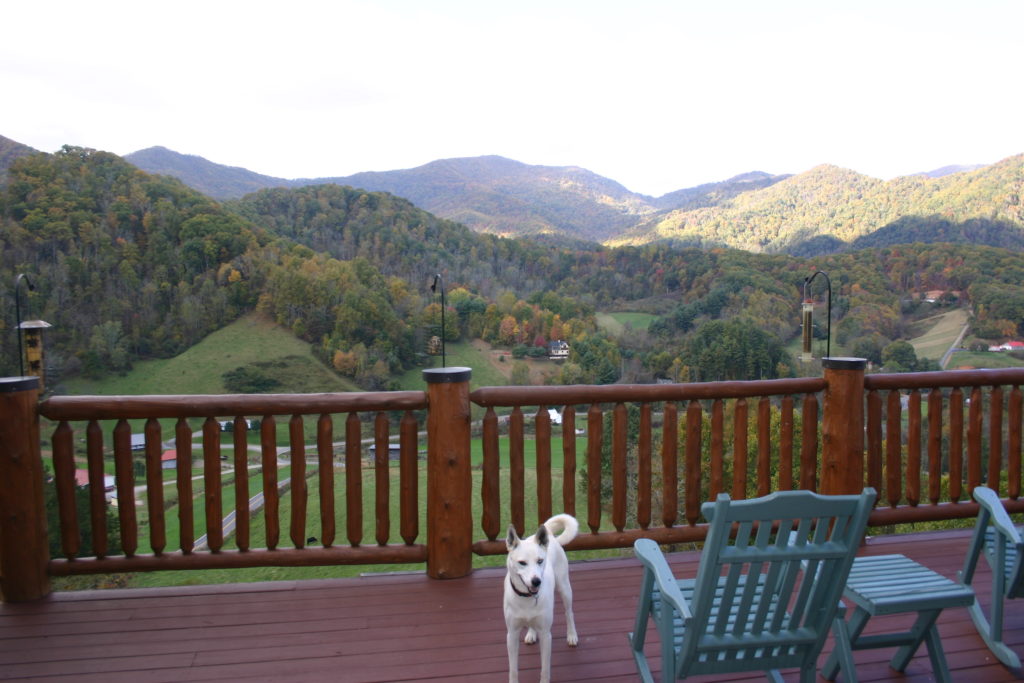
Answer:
xmin=947 ymin=349 xmax=1024 ymax=369
xmin=64 ymin=313 xmax=357 ymax=396
xmin=596 ymin=311 xmax=657 ymax=335
xmin=908 ymin=307 xmax=968 ymax=360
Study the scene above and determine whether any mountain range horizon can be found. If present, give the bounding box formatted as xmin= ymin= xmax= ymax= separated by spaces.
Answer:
xmin=1 ymin=133 xmax=1018 ymax=256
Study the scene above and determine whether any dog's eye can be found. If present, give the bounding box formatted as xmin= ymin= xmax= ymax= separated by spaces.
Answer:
xmin=537 ymin=559 xmax=544 ymax=564
xmin=518 ymin=561 xmax=527 ymax=566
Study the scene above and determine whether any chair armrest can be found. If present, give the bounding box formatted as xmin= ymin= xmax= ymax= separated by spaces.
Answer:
xmin=974 ymin=486 xmax=1023 ymax=545
xmin=634 ymin=538 xmax=693 ymax=621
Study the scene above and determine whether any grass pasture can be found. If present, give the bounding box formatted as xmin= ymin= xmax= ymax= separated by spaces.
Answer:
xmin=596 ymin=311 xmax=657 ymax=336
xmin=908 ymin=307 xmax=968 ymax=361
xmin=64 ymin=313 xmax=357 ymax=396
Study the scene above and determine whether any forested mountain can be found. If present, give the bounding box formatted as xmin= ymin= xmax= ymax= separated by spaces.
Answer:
xmin=124 ymin=146 xmax=298 ymax=200
xmin=5 ymin=142 xmax=1024 ymax=391
xmin=123 ymin=145 xmax=790 ymax=242
xmin=613 ymin=155 xmax=1024 ymax=255
xmin=124 ymin=144 xmax=1023 ymax=255
xmin=0 ymin=135 xmax=38 ymax=183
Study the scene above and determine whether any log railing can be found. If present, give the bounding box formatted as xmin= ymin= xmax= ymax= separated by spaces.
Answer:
xmin=468 ymin=376 xmax=827 ymax=556
xmin=2 ymin=361 xmax=1024 ymax=602
xmin=33 ymin=389 xmax=429 ymax=584
xmin=864 ymin=368 xmax=1024 ymax=526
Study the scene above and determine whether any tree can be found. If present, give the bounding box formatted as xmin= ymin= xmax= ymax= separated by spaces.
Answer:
xmin=881 ymin=340 xmax=918 ymax=372
xmin=510 ymin=361 xmax=531 ymax=385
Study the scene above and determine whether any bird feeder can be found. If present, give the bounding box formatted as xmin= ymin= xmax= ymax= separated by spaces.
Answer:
xmin=18 ymin=319 xmax=52 ymax=389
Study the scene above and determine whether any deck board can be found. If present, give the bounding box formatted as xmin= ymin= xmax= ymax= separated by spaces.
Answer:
xmin=1 ymin=528 xmax=1021 ymax=682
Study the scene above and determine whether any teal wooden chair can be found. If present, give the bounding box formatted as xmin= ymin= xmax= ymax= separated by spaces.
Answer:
xmin=629 ymin=488 xmax=876 ymax=683
xmin=958 ymin=485 xmax=1024 ymax=668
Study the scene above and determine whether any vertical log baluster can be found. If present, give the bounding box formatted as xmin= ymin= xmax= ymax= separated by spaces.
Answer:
xmin=481 ymin=407 xmax=500 ymax=541
xmin=710 ymin=400 xmax=724 ymax=499
xmin=234 ymin=416 xmax=251 ymax=552
xmin=289 ymin=414 xmax=307 ymax=549
xmin=637 ymin=403 xmax=652 ymax=530
xmin=967 ymin=387 xmax=983 ymax=493
xmin=800 ymin=394 xmax=818 ymax=491
xmin=317 ymin=414 xmax=334 ymax=547
xmin=562 ymin=406 xmax=577 ymax=517
xmin=345 ymin=412 xmax=363 ymax=547
xmin=949 ymin=387 xmax=964 ymax=503
xmin=51 ymin=421 xmax=78 ymax=559
xmin=399 ymin=410 xmax=419 ymax=544
xmin=536 ymin=406 xmax=552 ymax=524
xmin=510 ymin=406 xmax=525 ymax=535
xmin=612 ymin=403 xmax=627 ymax=532
xmin=176 ymin=418 xmax=194 ymax=553
xmin=661 ymin=402 xmax=678 ymax=527
xmin=779 ymin=396 xmax=794 ymax=491
xmin=866 ymin=389 xmax=883 ymax=497
xmin=885 ymin=391 xmax=902 ymax=508
xmin=685 ymin=400 xmax=702 ymax=526
xmin=927 ymin=389 xmax=943 ymax=505
xmin=113 ymin=419 xmax=137 ymax=557
xmin=587 ymin=403 xmax=603 ymax=534
xmin=86 ymin=421 xmax=107 ymax=558
xmin=202 ymin=417 xmax=223 ymax=552
xmin=732 ymin=399 xmax=749 ymax=500
xmin=907 ymin=391 xmax=921 ymax=507
xmin=261 ymin=416 xmax=280 ymax=550
xmin=988 ymin=386 xmax=1003 ymax=490
xmin=145 ymin=418 xmax=165 ymax=555
xmin=373 ymin=412 xmax=390 ymax=546
xmin=757 ymin=398 xmax=771 ymax=497
xmin=1009 ymin=386 xmax=1022 ymax=500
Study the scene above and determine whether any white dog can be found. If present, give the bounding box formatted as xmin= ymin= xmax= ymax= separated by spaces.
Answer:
xmin=504 ymin=513 xmax=579 ymax=683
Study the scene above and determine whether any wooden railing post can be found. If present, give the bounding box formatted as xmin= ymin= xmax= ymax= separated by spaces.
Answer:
xmin=424 ymin=367 xmax=473 ymax=579
xmin=821 ymin=358 xmax=867 ymax=495
xmin=0 ymin=377 xmax=50 ymax=601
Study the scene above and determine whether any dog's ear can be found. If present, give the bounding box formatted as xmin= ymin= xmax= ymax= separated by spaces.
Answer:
xmin=536 ymin=524 xmax=549 ymax=547
xmin=506 ymin=525 xmax=519 ymax=550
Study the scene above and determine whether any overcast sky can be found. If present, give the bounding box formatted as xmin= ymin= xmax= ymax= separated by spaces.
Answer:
xmin=3 ymin=0 xmax=1021 ymax=197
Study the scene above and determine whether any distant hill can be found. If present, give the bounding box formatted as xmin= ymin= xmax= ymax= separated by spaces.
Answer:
xmin=123 ymin=146 xmax=789 ymax=243
xmin=124 ymin=146 xmax=296 ymax=199
xmin=611 ymin=155 xmax=1024 ymax=255
xmin=0 ymin=135 xmax=39 ymax=183
xmin=25 ymin=139 xmax=1019 ymax=255
xmin=918 ymin=164 xmax=986 ymax=178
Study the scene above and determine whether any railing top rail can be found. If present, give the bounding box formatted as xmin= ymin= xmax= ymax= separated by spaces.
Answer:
xmin=470 ymin=377 xmax=827 ymax=408
xmin=864 ymin=367 xmax=1024 ymax=392
xmin=39 ymin=391 xmax=428 ymax=421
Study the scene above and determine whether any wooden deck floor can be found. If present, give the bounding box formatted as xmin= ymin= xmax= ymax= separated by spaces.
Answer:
xmin=1 ymin=528 xmax=1021 ymax=682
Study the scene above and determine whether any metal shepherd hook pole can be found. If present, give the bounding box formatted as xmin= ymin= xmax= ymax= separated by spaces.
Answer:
xmin=14 ymin=274 xmax=34 ymax=377
xmin=431 ymin=273 xmax=446 ymax=368
xmin=803 ymin=270 xmax=832 ymax=360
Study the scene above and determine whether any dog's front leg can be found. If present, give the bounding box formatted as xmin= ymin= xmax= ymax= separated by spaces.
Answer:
xmin=507 ymin=628 xmax=520 ymax=683
xmin=538 ymin=630 xmax=553 ymax=683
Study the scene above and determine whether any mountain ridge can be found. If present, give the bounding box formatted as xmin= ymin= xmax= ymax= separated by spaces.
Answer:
xmin=4 ymin=135 xmax=1020 ymax=256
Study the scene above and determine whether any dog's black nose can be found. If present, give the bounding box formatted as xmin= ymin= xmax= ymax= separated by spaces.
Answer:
xmin=531 ymin=577 xmax=541 ymax=588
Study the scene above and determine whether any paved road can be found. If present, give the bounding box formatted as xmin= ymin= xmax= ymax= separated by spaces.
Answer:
xmin=940 ymin=322 xmax=970 ymax=369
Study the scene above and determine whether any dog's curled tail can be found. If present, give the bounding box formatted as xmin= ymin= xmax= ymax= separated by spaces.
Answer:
xmin=543 ymin=513 xmax=579 ymax=547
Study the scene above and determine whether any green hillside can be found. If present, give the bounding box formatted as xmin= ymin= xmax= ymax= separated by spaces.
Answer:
xmin=64 ymin=313 xmax=357 ymax=395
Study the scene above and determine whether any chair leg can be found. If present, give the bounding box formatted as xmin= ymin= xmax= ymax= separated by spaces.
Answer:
xmin=627 ymin=632 xmax=657 ymax=683
xmin=967 ymin=598 xmax=1022 ymax=668
xmin=824 ymin=614 xmax=860 ymax=683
